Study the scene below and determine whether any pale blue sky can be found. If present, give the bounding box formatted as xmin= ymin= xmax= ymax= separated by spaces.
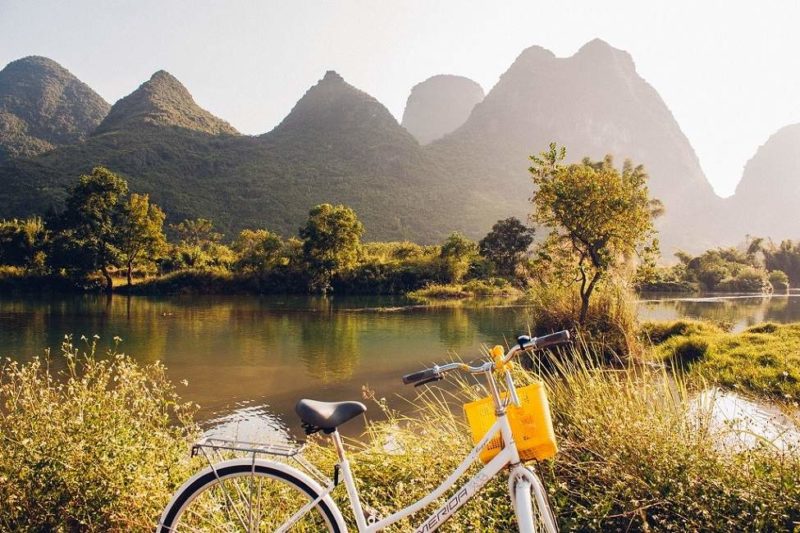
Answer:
xmin=2 ymin=0 xmax=799 ymax=197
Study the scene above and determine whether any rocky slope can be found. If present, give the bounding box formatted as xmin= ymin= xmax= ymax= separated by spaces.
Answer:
xmin=726 ymin=124 xmax=800 ymax=241
xmin=0 ymin=56 xmax=109 ymax=160
xmin=401 ymin=75 xmax=484 ymax=144
xmin=428 ymin=39 xmax=722 ymax=252
xmin=94 ymin=70 xmax=237 ymax=136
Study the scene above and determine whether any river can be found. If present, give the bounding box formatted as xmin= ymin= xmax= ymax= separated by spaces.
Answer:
xmin=1 ymin=292 xmax=799 ymax=439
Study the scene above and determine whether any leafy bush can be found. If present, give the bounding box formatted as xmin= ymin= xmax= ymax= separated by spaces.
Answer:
xmin=0 ymin=339 xmax=197 ymax=531
xmin=715 ymin=266 xmax=771 ymax=293
xmin=768 ymin=270 xmax=790 ymax=292
xmin=522 ymin=283 xmax=639 ymax=360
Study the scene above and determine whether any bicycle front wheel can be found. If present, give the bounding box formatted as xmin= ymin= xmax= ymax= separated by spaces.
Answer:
xmin=511 ymin=468 xmax=558 ymax=533
xmin=158 ymin=459 xmax=343 ymax=532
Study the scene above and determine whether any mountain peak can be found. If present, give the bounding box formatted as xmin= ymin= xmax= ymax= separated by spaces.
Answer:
xmin=322 ymin=70 xmax=344 ymax=83
xmin=94 ymin=70 xmax=238 ymax=136
xmin=7 ymin=55 xmax=66 ymax=73
xmin=270 ymin=71 xmax=407 ymax=138
xmin=0 ymin=55 xmax=110 ymax=159
xmin=402 ymin=74 xmax=484 ymax=144
xmin=574 ymin=38 xmax=634 ymax=68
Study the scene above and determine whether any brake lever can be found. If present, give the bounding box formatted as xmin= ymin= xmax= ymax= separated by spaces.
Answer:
xmin=414 ymin=375 xmax=443 ymax=387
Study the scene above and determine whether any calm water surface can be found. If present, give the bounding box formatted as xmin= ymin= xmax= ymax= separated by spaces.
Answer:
xmin=1 ymin=293 xmax=799 ymax=439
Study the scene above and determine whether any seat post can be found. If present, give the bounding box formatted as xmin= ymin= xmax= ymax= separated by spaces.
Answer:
xmin=330 ymin=430 xmax=368 ymax=530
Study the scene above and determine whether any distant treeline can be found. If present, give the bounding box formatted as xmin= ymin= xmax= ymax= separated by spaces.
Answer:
xmin=0 ymin=167 xmax=536 ymax=295
xmin=3 ymin=151 xmax=793 ymax=303
xmin=635 ymin=238 xmax=796 ymax=293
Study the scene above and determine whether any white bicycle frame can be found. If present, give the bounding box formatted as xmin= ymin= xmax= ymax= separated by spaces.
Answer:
xmin=329 ymin=409 xmax=552 ymax=532
xmin=290 ymin=360 xmax=557 ymax=532
xmin=161 ymin=334 xmax=565 ymax=532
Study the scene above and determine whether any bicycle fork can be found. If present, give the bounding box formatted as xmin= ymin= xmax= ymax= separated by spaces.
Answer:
xmin=508 ymin=465 xmax=557 ymax=533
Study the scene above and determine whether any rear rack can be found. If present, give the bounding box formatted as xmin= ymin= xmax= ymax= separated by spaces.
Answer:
xmin=190 ymin=436 xmax=330 ymax=488
xmin=191 ymin=436 xmax=304 ymax=458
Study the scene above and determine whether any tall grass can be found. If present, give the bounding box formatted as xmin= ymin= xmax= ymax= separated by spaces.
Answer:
xmin=0 ymin=339 xmax=198 ymax=531
xmin=523 ymin=282 xmax=640 ymax=360
xmin=0 ymin=340 xmax=797 ymax=530
xmin=305 ymin=350 xmax=800 ymax=531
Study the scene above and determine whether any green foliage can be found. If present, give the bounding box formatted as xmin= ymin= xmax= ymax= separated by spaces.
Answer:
xmin=408 ymin=278 xmax=517 ymax=302
xmin=0 ymin=339 xmax=197 ymax=531
xmin=231 ymin=229 xmax=284 ymax=273
xmin=0 ymin=56 xmax=110 ymax=162
xmin=763 ymin=239 xmax=800 ymax=285
xmin=523 ymin=282 xmax=640 ymax=360
xmin=0 ymin=217 xmax=48 ymax=272
xmin=439 ymin=232 xmax=478 ymax=284
xmin=57 ymin=167 xmax=129 ymax=290
xmin=672 ymin=247 xmax=774 ymax=293
xmin=768 ymin=269 xmax=790 ymax=292
xmin=299 ymin=204 xmax=364 ymax=292
xmin=639 ymin=319 xmax=724 ymax=345
xmin=650 ymin=321 xmax=800 ymax=399
xmin=117 ymin=193 xmax=167 ymax=286
xmin=165 ymin=219 xmax=235 ymax=271
xmin=478 ymin=217 xmax=534 ymax=277
xmin=530 ymin=144 xmax=661 ymax=323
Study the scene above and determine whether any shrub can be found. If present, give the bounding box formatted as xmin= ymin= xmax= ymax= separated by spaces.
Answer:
xmin=523 ymin=283 xmax=639 ymax=360
xmin=0 ymin=339 xmax=197 ymax=531
xmin=768 ymin=270 xmax=790 ymax=292
xmin=715 ymin=266 xmax=771 ymax=293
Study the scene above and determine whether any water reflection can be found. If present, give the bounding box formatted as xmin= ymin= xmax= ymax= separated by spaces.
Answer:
xmin=2 ymin=293 xmax=800 ymax=438
xmin=637 ymin=294 xmax=800 ymax=331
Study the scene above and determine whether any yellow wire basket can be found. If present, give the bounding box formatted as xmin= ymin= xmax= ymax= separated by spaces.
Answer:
xmin=463 ymin=381 xmax=557 ymax=464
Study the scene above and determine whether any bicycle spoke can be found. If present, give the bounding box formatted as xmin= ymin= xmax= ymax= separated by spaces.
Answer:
xmin=170 ymin=470 xmax=331 ymax=532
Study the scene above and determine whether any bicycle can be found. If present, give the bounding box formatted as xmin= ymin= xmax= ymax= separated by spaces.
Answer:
xmin=157 ymin=330 xmax=570 ymax=532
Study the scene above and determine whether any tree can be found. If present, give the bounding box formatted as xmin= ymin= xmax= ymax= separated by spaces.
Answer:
xmin=530 ymin=144 xmax=662 ymax=323
xmin=117 ymin=193 xmax=167 ymax=287
xmin=171 ymin=218 xmax=221 ymax=247
xmin=59 ymin=167 xmax=128 ymax=291
xmin=478 ymin=217 xmax=535 ymax=277
xmin=232 ymin=229 xmax=284 ymax=273
xmin=168 ymin=218 xmax=234 ymax=270
xmin=299 ymin=204 xmax=364 ymax=292
xmin=439 ymin=232 xmax=478 ymax=283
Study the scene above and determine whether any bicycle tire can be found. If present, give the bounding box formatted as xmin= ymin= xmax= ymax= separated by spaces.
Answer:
xmin=157 ymin=460 xmax=342 ymax=532
xmin=513 ymin=473 xmax=558 ymax=533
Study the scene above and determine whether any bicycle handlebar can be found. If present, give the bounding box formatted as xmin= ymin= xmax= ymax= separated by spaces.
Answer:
xmin=401 ymin=330 xmax=571 ymax=385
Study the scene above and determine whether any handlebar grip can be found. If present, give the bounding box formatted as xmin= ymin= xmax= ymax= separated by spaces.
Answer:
xmin=534 ymin=330 xmax=571 ymax=348
xmin=414 ymin=375 xmax=443 ymax=387
xmin=402 ymin=368 xmax=437 ymax=385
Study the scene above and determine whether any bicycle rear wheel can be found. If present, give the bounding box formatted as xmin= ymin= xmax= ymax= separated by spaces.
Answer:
xmin=158 ymin=459 xmax=342 ymax=532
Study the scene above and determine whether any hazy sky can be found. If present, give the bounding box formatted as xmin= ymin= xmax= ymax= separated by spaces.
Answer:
xmin=2 ymin=0 xmax=799 ymax=197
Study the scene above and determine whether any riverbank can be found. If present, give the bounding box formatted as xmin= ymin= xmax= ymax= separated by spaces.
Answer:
xmin=1 ymin=320 xmax=798 ymax=530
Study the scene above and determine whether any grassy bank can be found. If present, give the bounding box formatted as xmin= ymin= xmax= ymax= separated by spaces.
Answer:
xmin=407 ymin=279 xmax=521 ymax=302
xmin=1 ymin=335 xmax=798 ymax=531
xmin=644 ymin=320 xmax=800 ymax=400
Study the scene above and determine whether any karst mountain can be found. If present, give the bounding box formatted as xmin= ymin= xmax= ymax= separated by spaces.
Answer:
xmin=0 ymin=43 xmax=796 ymax=250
